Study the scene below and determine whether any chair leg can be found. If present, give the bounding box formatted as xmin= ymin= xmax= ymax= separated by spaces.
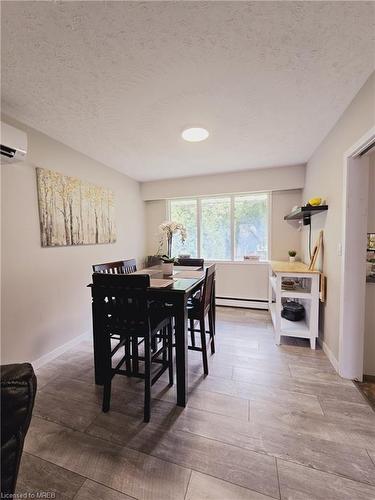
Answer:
xmin=102 ymin=377 xmax=111 ymax=412
xmin=167 ymin=321 xmax=174 ymax=386
xmin=189 ymin=318 xmax=195 ymax=347
xmin=162 ymin=326 xmax=167 ymax=364
xmin=151 ymin=336 xmax=157 ymax=353
xmin=132 ymin=336 xmax=139 ymax=375
xmin=125 ymin=337 xmax=132 ymax=375
xmin=208 ymin=309 xmax=215 ymax=354
xmin=200 ymin=318 xmax=209 ymax=374
xmin=144 ymin=334 xmax=151 ymax=423
xmin=102 ymin=337 xmax=112 ymax=412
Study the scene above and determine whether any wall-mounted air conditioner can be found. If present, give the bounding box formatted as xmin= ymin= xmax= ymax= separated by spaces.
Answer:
xmin=0 ymin=122 xmax=27 ymax=163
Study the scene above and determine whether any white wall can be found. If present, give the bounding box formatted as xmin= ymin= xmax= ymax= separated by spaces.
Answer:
xmin=214 ymin=261 xmax=269 ymax=305
xmin=364 ymin=153 xmax=375 ymax=376
xmin=302 ymin=72 xmax=375 ymax=362
xmin=1 ymin=116 xmax=145 ymax=365
xmin=141 ymin=165 xmax=305 ymax=200
xmin=271 ymin=190 xmax=302 ymax=261
xmin=145 ymin=200 xmax=167 ymax=256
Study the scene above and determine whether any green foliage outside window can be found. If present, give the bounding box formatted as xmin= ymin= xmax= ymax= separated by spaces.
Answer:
xmin=170 ymin=199 xmax=197 ymax=257
xmin=169 ymin=193 xmax=268 ymax=261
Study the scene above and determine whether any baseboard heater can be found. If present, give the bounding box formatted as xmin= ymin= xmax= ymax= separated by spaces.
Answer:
xmin=216 ymin=296 xmax=269 ymax=310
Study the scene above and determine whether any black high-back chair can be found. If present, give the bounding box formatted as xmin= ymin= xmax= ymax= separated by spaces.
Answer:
xmin=146 ymin=255 xmax=162 ymax=267
xmin=187 ymin=264 xmax=216 ymax=374
xmin=92 ymin=259 xmax=138 ymax=359
xmin=91 ymin=273 xmax=173 ymax=422
xmin=177 ymin=258 xmax=204 ymax=268
xmin=92 ymin=259 xmax=137 ymax=274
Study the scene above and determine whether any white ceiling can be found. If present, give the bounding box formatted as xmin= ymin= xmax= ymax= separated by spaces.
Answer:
xmin=2 ymin=2 xmax=374 ymax=182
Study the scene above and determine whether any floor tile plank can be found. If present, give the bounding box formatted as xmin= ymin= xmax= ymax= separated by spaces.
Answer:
xmin=86 ymin=410 xmax=280 ymax=499
xmin=74 ymin=479 xmax=135 ymax=500
xmin=185 ymin=471 xmax=275 ymax=500
xmin=25 ymin=417 xmax=191 ymax=500
xmin=16 ymin=453 xmax=85 ymax=500
xmin=34 ymin=390 xmax=101 ymax=432
xmin=277 ymin=459 xmax=375 ymax=500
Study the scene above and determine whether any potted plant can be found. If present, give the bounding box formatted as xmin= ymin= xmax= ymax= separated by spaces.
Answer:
xmin=159 ymin=255 xmax=178 ymax=275
xmin=288 ymin=250 xmax=297 ymax=263
xmin=157 ymin=221 xmax=187 ymax=274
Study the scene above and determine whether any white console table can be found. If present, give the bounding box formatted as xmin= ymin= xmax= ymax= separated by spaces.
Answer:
xmin=268 ymin=261 xmax=321 ymax=349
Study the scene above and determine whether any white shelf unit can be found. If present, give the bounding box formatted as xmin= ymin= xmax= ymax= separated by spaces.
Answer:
xmin=268 ymin=263 xmax=320 ymax=349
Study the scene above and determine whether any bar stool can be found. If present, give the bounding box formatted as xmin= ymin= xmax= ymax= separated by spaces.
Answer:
xmin=187 ymin=264 xmax=216 ymax=374
xmin=91 ymin=273 xmax=173 ymax=422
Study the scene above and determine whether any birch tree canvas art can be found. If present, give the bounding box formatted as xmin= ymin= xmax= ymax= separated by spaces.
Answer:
xmin=36 ymin=168 xmax=116 ymax=246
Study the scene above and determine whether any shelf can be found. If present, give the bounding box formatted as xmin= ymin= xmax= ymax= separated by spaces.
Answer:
xmin=269 ymin=276 xmax=311 ymax=298
xmin=284 ymin=205 xmax=328 ymax=225
xmin=280 ymin=317 xmax=309 ymax=337
xmin=269 ymin=304 xmax=309 ymax=337
xmin=281 ymin=289 xmax=312 ymax=299
xmin=284 ymin=205 xmax=328 ymax=220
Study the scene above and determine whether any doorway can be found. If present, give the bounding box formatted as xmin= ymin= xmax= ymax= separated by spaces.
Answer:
xmin=339 ymin=127 xmax=375 ymax=381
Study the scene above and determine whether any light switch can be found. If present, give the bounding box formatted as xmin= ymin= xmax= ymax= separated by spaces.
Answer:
xmin=337 ymin=243 xmax=342 ymax=256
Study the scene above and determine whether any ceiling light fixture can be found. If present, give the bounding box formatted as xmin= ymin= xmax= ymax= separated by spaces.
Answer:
xmin=181 ymin=127 xmax=209 ymax=142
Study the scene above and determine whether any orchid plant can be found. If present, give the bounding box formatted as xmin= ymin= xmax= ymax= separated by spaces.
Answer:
xmin=157 ymin=221 xmax=187 ymax=263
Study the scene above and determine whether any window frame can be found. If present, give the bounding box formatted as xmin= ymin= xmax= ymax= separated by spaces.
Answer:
xmin=168 ymin=192 xmax=271 ymax=262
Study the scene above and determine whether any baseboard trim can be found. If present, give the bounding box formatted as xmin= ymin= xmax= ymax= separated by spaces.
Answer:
xmin=216 ymin=297 xmax=268 ymax=310
xmin=32 ymin=331 xmax=90 ymax=369
xmin=317 ymin=337 xmax=339 ymax=373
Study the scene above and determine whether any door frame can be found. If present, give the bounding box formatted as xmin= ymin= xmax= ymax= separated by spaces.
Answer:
xmin=339 ymin=126 xmax=375 ymax=380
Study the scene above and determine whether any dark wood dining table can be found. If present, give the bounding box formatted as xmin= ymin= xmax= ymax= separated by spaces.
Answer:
xmin=89 ymin=265 xmax=215 ymax=407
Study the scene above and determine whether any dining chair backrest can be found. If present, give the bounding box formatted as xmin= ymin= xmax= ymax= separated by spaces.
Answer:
xmin=146 ymin=255 xmax=162 ymax=267
xmin=177 ymin=258 xmax=204 ymax=268
xmin=200 ymin=264 xmax=216 ymax=312
xmin=92 ymin=273 xmax=150 ymax=336
xmin=92 ymin=259 xmax=137 ymax=275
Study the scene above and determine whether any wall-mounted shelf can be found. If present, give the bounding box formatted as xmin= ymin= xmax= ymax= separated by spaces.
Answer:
xmin=284 ymin=205 xmax=328 ymax=225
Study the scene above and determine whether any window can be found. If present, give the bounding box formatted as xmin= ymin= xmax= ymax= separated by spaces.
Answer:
xmin=170 ymin=198 xmax=198 ymax=257
xmin=201 ymin=197 xmax=231 ymax=260
xmin=169 ymin=192 xmax=269 ymax=261
xmin=234 ymin=193 xmax=268 ymax=260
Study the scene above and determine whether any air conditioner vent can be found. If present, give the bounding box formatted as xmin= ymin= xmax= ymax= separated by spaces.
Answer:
xmin=0 ymin=122 xmax=27 ymax=163
xmin=0 ymin=144 xmax=17 ymax=159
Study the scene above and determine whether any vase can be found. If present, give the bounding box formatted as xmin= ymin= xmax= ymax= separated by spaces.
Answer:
xmin=289 ymin=256 xmax=296 ymax=263
xmin=161 ymin=262 xmax=173 ymax=275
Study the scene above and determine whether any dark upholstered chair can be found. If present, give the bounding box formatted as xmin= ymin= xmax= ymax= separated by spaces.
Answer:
xmin=146 ymin=255 xmax=162 ymax=267
xmin=92 ymin=259 xmax=137 ymax=274
xmin=1 ymin=363 xmax=37 ymax=496
xmin=176 ymin=258 xmax=204 ymax=267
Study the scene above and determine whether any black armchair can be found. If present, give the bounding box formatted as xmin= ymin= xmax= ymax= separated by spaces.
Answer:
xmin=1 ymin=363 xmax=37 ymax=495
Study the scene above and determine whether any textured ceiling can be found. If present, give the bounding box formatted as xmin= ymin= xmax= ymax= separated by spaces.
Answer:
xmin=1 ymin=1 xmax=374 ymax=181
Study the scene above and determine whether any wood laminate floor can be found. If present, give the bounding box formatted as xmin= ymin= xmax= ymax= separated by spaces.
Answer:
xmin=18 ymin=308 xmax=375 ymax=500
xmin=355 ymin=379 xmax=375 ymax=411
